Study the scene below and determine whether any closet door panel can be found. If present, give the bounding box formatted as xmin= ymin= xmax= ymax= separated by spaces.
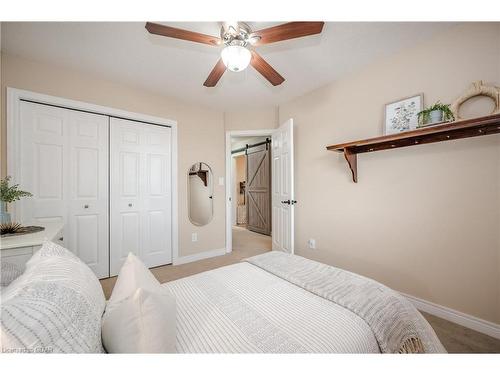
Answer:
xmin=19 ymin=102 xmax=109 ymax=278
xmin=121 ymin=152 xmax=141 ymax=197
xmin=121 ymin=212 xmax=141 ymax=257
xmin=37 ymin=144 xmax=64 ymax=198
xmin=110 ymin=120 xmax=142 ymax=275
xmin=110 ymin=118 xmax=172 ymax=275
xmin=74 ymin=214 xmax=99 ymax=264
xmin=75 ymin=147 xmax=98 ymax=197
xmin=143 ymin=126 xmax=172 ymax=266
xmin=20 ymin=102 xmax=69 ymax=225
xmin=68 ymin=110 xmax=109 ymax=278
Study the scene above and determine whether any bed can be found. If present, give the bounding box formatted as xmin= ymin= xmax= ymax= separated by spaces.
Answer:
xmin=1 ymin=244 xmax=445 ymax=354
xmin=164 ymin=251 xmax=445 ymax=354
xmin=165 ymin=261 xmax=380 ymax=353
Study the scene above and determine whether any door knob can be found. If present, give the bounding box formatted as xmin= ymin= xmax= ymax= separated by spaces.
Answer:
xmin=128 ymin=203 xmax=133 ymax=207
xmin=84 ymin=204 xmax=89 ymax=209
xmin=281 ymin=200 xmax=291 ymax=204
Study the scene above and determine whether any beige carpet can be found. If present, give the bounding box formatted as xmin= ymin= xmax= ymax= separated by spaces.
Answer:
xmin=232 ymin=225 xmax=272 ymax=253
xmin=421 ymin=312 xmax=500 ymax=353
xmin=100 ymin=227 xmax=271 ymax=299
xmin=100 ymin=228 xmax=500 ymax=353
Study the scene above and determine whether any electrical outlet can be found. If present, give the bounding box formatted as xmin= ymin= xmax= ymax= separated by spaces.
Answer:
xmin=192 ymin=233 xmax=198 ymax=242
xmin=308 ymin=238 xmax=316 ymax=249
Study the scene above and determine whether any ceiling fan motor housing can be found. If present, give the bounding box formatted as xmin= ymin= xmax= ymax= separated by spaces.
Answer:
xmin=221 ymin=22 xmax=259 ymax=47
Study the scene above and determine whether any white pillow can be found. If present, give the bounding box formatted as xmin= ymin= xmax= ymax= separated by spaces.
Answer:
xmin=101 ymin=253 xmax=176 ymax=353
xmin=102 ymin=287 xmax=176 ymax=353
xmin=106 ymin=252 xmax=161 ymax=308
xmin=1 ymin=241 xmax=106 ymax=353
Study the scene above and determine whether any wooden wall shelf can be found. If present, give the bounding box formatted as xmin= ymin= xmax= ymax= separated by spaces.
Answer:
xmin=326 ymin=113 xmax=500 ymax=182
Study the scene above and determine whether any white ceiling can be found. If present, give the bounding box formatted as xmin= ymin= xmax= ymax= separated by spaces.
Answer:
xmin=1 ymin=22 xmax=454 ymax=111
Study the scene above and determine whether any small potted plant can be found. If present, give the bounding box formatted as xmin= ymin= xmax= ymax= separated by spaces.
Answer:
xmin=417 ymin=101 xmax=455 ymax=127
xmin=0 ymin=176 xmax=33 ymax=224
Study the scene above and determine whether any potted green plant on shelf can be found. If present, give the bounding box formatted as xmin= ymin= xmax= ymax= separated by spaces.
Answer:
xmin=0 ymin=176 xmax=33 ymax=224
xmin=417 ymin=101 xmax=455 ymax=127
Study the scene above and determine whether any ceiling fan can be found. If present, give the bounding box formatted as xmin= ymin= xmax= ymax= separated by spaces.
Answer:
xmin=145 ymin=21 xmax=325 ymax=87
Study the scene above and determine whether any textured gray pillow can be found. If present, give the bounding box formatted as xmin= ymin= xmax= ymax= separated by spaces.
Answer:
xmin=0 ymin=262 xmax=23 ymax=289
xmin=0 ymin=242 xmax=105 ymax=353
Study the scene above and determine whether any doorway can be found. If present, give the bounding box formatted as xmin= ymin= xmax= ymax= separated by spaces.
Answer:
xmin=225 ymin=120 xmax=295 ymax=256
xmin=225 ymin=130 xmax=274 ymax=255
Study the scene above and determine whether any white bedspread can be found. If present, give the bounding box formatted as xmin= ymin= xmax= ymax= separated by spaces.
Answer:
xmin=163 ymin=262 xmax=380 ymax=353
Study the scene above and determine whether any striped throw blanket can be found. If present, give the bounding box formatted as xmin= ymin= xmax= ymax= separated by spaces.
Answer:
xmin=245 ymin=251 xmax=446 ymax=353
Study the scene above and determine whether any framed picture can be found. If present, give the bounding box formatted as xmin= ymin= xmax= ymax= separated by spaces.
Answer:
xmin=384 ymin=94 xmax=423 ymax=135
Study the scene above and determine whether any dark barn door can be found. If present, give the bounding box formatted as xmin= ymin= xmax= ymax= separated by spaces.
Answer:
xmin=246 ymin=144 xmax=271 ymax=235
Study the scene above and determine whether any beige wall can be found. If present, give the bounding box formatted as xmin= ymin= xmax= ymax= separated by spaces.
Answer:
xmin=0 ymin=53 xmax=226 ymax=258
xmin=279 ymin=23 xmax=500 ymax=323
xmin=224 ymin=107 xmax=278 ymax=131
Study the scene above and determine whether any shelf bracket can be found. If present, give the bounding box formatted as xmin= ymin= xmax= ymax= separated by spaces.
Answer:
xmin=343 ymin=148 xmax=357 ymax=183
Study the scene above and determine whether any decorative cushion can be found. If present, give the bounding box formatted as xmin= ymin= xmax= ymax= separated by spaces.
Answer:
xmin=0 ymin=262 xmax=23 ymax=289
xmin=106 ymin=252 xmax=161 ymax=308
xmin=102 ymin=287 xmax=176 ymax=353
xmin=101 ymin=253 xmax=176 ymax=353
xmin=0 ymin=241 xmax=105 ymax=353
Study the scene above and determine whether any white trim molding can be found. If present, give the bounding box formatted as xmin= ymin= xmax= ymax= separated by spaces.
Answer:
xmin=173 ymin=248 xmax=226 ymax=266
xmin=6 ymin=87 xmax=179 ymax=266
xmin=402 ymin=292 xmax=500 ymax=340
xmin=225 ymin=129 xmax=275 ymax=255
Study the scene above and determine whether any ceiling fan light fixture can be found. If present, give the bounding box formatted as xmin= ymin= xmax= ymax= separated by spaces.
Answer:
xmin=145 ymin=21 xmax=325 ymax=86
xmin=221 ymin=45 xmax=251 ymax=72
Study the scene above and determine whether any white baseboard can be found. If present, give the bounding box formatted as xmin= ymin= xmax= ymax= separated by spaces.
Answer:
xmin=173 ymin=248 xmax=227 ymax=266
xmin=401 ymin=292 xmax=500 ymax=340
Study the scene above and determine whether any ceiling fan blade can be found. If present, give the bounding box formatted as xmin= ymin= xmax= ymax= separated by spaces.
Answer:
xmin=145 ymin=22 xmax=221 ymax=46
xmin=204 ymin=59 xmax=226 ymax=87
xmin=251 ymin=22 xmax=324 ymax=46
xmin=250 ymin=51 xmax=285 ymax=86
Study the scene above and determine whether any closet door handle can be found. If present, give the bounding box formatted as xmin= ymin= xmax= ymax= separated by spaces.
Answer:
xmin=84 ymin=204 xmax=89 ymax=209
xmin=128 ymin=203 xmax=133 ymax=207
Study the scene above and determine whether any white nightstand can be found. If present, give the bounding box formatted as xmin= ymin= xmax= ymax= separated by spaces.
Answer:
xmin=0 ymin=221 xmax=64 ymax=270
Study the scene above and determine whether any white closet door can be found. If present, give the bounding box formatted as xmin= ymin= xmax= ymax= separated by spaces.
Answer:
xmin=19 ymin=101 xmax=109 ymax=278
xmin=143 ymin=125 xmax=172 ymax=269
xmin=20 ymin=102 xmax=69 ymax=226
xmin=110 ymin=118 xmax=172 ymax=276
xmin=67 ymin=110 xmax=109 ymax=278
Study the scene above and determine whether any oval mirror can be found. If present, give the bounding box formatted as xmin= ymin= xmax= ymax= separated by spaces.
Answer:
xmin=188 ymin=162 xmax=213 ymax=226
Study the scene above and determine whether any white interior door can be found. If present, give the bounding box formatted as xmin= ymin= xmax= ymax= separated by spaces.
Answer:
xmin=19 ymin=101 xmax=109 ymax=278
xmin=271 ymin=118 xmax=295 ymax=253
xmin=110 ymin=118 xmax=172 ymax=276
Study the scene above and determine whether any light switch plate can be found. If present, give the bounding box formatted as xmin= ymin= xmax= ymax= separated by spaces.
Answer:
xmin=192 ymin=233 xmax=198 ymax=242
